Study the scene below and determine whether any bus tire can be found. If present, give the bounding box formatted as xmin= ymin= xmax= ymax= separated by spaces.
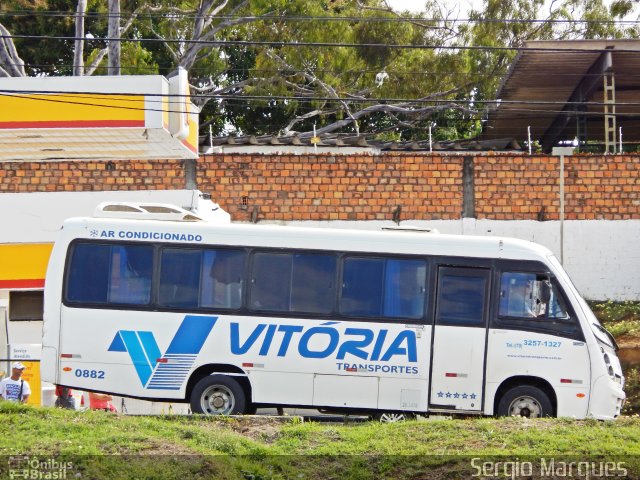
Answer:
xmin=371 ymin=412 xmax=416 ymax=423
xmin=497 ymin=385 xmax=553 ymax=418
xmin=190 ymin=375 xmax=246 ymax=415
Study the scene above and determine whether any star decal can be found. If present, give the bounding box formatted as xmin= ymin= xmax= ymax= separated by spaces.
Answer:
xmin=437 ymin=391 xmax=444 ymax=398
xmin=470 ymin=393 xmax=477 ymax=400
xmin=445 ymin=392 xmax=452 ymax=398
xmin=462 ymin=393 xmax=468 ymax=399
xmin=453 ymin=392 xmax=460 ymax=399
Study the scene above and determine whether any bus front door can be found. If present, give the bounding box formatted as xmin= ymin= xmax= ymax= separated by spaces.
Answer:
xmin=429 ymin=267 xmax=490 ymax=412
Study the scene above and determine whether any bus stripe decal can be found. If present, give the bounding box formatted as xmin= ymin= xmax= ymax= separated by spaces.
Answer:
xmin=165 ymin=315 xmax=217 ymax=355
xmin=109 ymin=315 xmax=217 ymax=390
xmin=138 ymin=331 xmax=162 ymax=369
xmin=147 ymin=354 xmax=197 ymax=390
xmin=119 ymin=331 xmax=153 ymax=387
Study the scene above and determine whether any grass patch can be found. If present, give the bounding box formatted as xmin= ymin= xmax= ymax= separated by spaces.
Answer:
xmin=1 ymin=404 xmax=640 ymax=479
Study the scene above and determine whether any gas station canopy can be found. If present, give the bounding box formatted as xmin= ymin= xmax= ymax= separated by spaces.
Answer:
xmin=0 ymin=68 xmax=198 ymax=161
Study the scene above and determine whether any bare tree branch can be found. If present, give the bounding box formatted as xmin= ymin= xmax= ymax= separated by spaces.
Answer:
xmin=85 ymin=8 xmax=140 ymax=76
xmin=73 ymin=0 xmax=87 ymax=76
xmin=180 ymin=1 xmax=257 ymax=70
xmin=284 ymin=109 xmax=326 ymax=134
xmin=294 ymin=102 xmax=476 ymax=137
xmin=267 ymin=50 xmax=362 ymax=134
xmin=84 ymin=49 xmax=109 ymax=76
xmin=108 ymin=0 xmax=121 ymax=75
xmin=0 ymin=23 xmax=25 ymax=76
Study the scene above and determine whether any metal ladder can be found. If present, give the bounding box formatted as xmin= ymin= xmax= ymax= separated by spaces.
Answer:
xmin=604 ymin=72 xmax=616 ymax=154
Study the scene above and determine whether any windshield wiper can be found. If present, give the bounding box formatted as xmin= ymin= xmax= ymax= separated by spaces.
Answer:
xmin=593 ymin=323 xmax=619 ymax=351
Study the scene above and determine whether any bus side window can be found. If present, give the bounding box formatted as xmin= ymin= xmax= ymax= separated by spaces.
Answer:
xmin=66 ymin=243 xmax=111 ymax=303
xmin=249 ymin=252 xmax=336 ymax=314
xmin=436 ymin=272 xmax=486 ymax=326
xmin=108 ymin=245 xmax=153 ymax=305
xmin=498 ymin=272 xmax=570 ymax=321
xmin=547 ymin=281 xmax=570 ymax=320
xmin=340 ymin=257 xmax=427 ymax=320
xmin=498 ymin=272 xmax=540 ymax=318
xmin=289 ymin=254 xmax=336 ymax=314
xmin=201 ymin=249 xmax=245 ymax=309
xmin=158 ymin=248 xmax=201 ymax=308
xmin=382 ymin=259 xmax=426 ymax=319
xmin=250 ymin=253 xmax=292 ymax=312
xmin=340 ymin=258 xmax=384 ymax=317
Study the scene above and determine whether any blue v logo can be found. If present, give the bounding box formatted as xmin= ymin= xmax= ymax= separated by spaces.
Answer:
xmin=108 ymin=315 xmax=217 ymax=390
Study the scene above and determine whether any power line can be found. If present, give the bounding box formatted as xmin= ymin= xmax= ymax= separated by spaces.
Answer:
xmin=1 ymin=10 xmax=639 ymax=25
xmin=3 ymin=34 xmax=640 ymax=54
xmin=16 ymin=61 xmax=640 ymax=79
xmin=3 ymin=89 xmax=640 ymax=115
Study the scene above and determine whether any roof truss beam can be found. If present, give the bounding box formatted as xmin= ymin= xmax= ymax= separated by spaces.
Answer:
xmin=541 ymin=50 xmax=613 ymax=152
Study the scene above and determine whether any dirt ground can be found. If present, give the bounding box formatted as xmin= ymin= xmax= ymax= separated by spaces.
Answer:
xmin=618 ymin=333 xmax=640 ymax=350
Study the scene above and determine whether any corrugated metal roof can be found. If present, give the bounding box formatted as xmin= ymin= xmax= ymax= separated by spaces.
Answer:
xmin=200 ymin=133 xmax=521 ymax=153
xmin=484 ymin=39 xmax=640 ymax=150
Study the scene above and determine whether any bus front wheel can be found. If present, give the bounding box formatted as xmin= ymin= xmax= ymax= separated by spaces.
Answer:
xmin=190 ymin=375 xmax=246 ymax=415
xmin=497 ymin=386 xmax=553 ymax=418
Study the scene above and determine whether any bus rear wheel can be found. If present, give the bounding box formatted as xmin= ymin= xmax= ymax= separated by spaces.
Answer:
xmin=497 ymin=386 xmax=553 ymax=418
xmin=190 ymin=375 xmax=246 ymax=415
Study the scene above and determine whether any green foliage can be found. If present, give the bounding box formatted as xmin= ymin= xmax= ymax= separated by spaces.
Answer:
xmin=1 ymin=0 xmax=639 ymax=138
xmin=624 ymin=367 xmax=640 ymax=415
xmin=591 ymin=301 xmax=640 ymax=326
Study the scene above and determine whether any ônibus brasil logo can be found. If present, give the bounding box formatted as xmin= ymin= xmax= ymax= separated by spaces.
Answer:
xmin=108 ymin=315 xmax=217 ymax=390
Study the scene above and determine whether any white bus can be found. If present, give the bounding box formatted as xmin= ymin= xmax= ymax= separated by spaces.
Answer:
xmin=42 ymin=205 xmax=625 ymax=420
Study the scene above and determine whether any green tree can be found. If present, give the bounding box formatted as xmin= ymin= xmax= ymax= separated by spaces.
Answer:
xmin=2 ymin=0 xmax=637 ymax=140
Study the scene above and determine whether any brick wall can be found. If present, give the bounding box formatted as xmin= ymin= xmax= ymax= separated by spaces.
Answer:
xmin=198 ymin=154 xmax=462 ymax=221
xmin=474 ymin=154 xmax=639 ymax=221
xmin=1 ymin=154 xmax=638 ymax=221
xmin=0 ymin=159 xmax=185 ymax=192
xmin=199 ymin=153 xmax=640 ymax=222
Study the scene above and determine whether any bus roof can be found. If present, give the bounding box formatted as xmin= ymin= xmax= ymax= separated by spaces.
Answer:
xmin=58 ymin=216 xmax=553 ymax=262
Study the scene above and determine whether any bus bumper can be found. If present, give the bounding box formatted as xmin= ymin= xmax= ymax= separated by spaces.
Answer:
xmin=588 ymin=374 xmax=625 ymax=420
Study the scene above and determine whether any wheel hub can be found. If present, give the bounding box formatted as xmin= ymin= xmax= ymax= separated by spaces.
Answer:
xmin=201 ymin=385 xmax=234 ymax=415
xmin=212 ymin=394 xmax=226 ymax=409
xmin=509 ymin=396 xmax=542 ymax=418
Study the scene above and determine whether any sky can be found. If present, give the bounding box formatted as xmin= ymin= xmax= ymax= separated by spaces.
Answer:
xmin=386 ymin=0 xmax=481 ymax=15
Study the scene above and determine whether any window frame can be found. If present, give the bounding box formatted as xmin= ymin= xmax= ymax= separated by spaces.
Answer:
xmin=247 ymin=249 xmax=338 ymax=316
xmin=491 ymin=260 xmax=585 ymax=341
xmin=339 ymin=254 xmax=429 ymax=321
xmin=434 ymin=266 xmax=491 ymax=328
xmin=63 ymin=240 xmax=155 ymax=307
xmin=9 ymin=290 xmax=44 ymax=322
